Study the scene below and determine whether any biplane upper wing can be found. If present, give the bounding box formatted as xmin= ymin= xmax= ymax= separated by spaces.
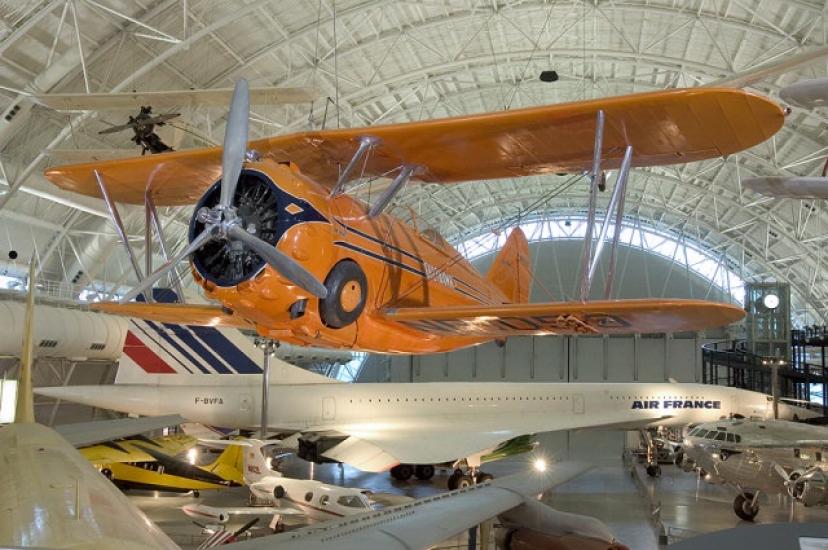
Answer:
xmin=44 ymin=88 xmax=782 ymax=206
xmin=381 ymin=299 xmax=745 ymax=336
xmin=90 ymin=302 xmax=254 ymax=329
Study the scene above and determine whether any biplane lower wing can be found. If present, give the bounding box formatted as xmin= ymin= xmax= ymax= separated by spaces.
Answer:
xmin=91 ymin=302 xmax=253 ymax=329
xmin=382 ymin=299 xmax=745 ymax=336
xmin=44 ymin=88 xmax=782 ymax=206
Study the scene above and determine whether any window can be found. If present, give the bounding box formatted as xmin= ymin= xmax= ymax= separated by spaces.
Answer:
xmin=38 ymin=339 xmax=58 ymax=348
xmin=726 ymin=433 xmax=736 ymax=443
xmin=734 ymin=434 xmax=741 ymax=443
xmin=714 ymin=432 xmax=726 ymax=441
xmin=320 ymin=495 xmax=330 ymax=506
xmin=704 ymin=431 xmax=717 ymax=439
xmin=304 ymin=492 xmax=313 ymax=502
xmin=89 ymin=343 xmax=106 ymax=350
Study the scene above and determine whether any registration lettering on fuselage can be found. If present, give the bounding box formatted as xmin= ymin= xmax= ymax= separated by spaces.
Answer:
xmin=194 ymin=397 xmax=224 ymax=405
xmin=631 ymin=400 xmax=721 ymax=410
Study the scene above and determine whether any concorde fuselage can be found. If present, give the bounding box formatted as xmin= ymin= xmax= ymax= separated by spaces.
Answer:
xmin=39 ymin=381 xmax=791 ymax=432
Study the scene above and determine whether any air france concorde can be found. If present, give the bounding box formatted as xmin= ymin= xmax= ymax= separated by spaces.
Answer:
xmin=36 ymin=320 xmax=811 ymax=481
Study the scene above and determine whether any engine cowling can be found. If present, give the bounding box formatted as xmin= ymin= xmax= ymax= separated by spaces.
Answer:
xmin=790 ymin=468 xmax=828 ymax=507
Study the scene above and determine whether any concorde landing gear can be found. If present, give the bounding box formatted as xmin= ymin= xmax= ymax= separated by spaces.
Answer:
xmin=390 ymin=464 xmax=436 ymax=482
xmin=641 ymin=430 xmax=662 ymax=478
xmin=733 ymin=491 xmax=760 ymax=521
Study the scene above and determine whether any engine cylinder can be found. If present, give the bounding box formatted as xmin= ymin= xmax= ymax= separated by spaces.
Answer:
xmin=793 ymin=469 xmax=828 ymax=507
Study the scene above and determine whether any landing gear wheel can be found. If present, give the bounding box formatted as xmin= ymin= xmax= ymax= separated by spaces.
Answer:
xmin=101 ymin=468 xmax=113 ymax=480
xmin=390 ymin=464 xmax=414 ymax=481
xmin=475 ymin=472 xmax=494 ymax=483
xmin=192 ymin=490 xmax=200 ymax=498
xmin=674 ymin=450 xmax=685 ymax=466
xmin=646 ymin=464 xmax=662 ymax=478
xmin=414 ymin=465 xmax=435 ymax=480
xmin=734 ymin=493 xmax=759 ymax=521
xmin=320 ymin=260 xmax=367 ymax=328
xmin=448 ymin=473 xmax=474 ymax=490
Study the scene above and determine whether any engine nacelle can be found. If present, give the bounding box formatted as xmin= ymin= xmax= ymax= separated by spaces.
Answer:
xmin=790 ymin=468 xmax=828 ymax=507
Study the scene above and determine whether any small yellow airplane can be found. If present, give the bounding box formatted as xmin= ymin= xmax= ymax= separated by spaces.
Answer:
xmin=81 ymin=434 xmax=244 ymax=495
xmin=45 ymin=81 xmax=781 ymax=354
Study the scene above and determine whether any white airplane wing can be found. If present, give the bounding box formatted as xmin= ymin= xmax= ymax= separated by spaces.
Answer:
xmin=229 ymin=465 xmax=588 ymax=550
xmin=54 ymin=414 xmax=185 ymax=447
xmin=183 ymin=503 xmax=303 ymax=524
xmin=321 ymin=411 xmax=673 ymax=470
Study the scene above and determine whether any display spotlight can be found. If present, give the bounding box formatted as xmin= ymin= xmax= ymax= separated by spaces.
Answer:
xmin=533 ymin=458 xmax=547 ymax=472
xmin=763 ymin=293 xmax=780 ymax=309
xmin=539 ymin=70 xmax=559 ymax=82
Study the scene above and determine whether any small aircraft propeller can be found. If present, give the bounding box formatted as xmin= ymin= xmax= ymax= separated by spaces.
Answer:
xmin=120 ymin=79 xmax=328 ymax=304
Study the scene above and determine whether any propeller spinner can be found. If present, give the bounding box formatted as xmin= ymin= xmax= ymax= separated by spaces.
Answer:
xmin=120 ymin=79 xmax=328 ymax=303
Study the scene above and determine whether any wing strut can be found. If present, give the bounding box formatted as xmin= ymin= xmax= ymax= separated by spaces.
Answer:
xmin=95 ymin=169 xmax=149 ymax=301
xmin=580 ymin=140 xmax=633 ymax=300
xmin=331 ymin=136 xmax=380 ymax=197
xmin=368 ymin=165 xmax=414 ymax=218
xmin=578 ymin=110 xmax=605 ymax=302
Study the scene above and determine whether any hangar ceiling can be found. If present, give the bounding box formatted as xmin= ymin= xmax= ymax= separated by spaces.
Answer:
xmin=0 ymin=0 xmax=826 ymax=320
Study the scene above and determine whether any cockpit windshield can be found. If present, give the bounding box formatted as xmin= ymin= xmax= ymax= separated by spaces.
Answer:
xmin=337 ymin=494 xmax=370 ymax=509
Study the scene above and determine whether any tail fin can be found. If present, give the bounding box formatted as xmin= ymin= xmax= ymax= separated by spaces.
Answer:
xmin=115 ymin=288 xmax=339 ymax=386
xmin=202 ymin=444 xmax=245 ymax=485
xmin=200 ymin=439 xmax=276 ymax=485
xmin=486 ymin=227 xmax=532 ymax=303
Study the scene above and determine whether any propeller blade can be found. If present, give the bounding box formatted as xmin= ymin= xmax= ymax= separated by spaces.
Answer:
xmin=227 ymin=225 xmax=328 ymax=299
xmin=143 ymin=113 xmax=181 ymax=125
xmin=219 ymin=79 xmax=250 ymax=208
xmin=120 ymin=227 xmax=216 ymax=303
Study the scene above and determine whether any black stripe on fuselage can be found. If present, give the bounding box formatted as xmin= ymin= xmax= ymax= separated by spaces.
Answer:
xmin=335 ymin=219 xmax=423 ymax=264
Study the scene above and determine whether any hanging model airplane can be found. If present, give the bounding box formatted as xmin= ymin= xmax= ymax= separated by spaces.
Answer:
xmin=43 ymin=80 xmax=784 ymax=353
xmin=679 ymin=417 xmax=828 ymax=521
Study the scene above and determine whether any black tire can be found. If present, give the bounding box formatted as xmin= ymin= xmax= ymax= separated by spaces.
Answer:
xmin=448 ymin=473 xmax=474 ymax=490
xmin=320 ymin=260 xmax=367 ymax=328
xmin=415 ymin=464 xmax=435 ymax=480
xmin=476 ymin=472 xmax=494 ymax=483
xmin=734 ymin=493 xmax=759 ymax=521
xmin=390 ymin=464 xmax=413 ymax=481
xmin=101 ymin=468 xmax=113 ymax=480
xmin=646 ymin=464 xmax=661 ymax=478
xmin=674 ymin=450 xmax=685 ymax=466
xmin=192 ymin=490 xmax=200 ymax=498
xmin=455 ymin=475 xmax=474 ymax=489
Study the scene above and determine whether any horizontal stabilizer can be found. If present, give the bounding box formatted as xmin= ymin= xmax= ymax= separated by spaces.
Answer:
xmin=44 ymin=88 xmax=782 ymax=206
xmin=91 ymin=302 xmax=253 ymax=329
xmin=743 ymin=176 xmax=828 ymax=199
xmin=780 ymin=77 xmax=828 ymax=109
xmin=55 ymin=414 xmax=184 ymax=447
xmin=382 ymin=299 xmax=745 ymax=337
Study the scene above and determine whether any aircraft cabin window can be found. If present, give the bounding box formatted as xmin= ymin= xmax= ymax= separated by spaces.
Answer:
xmin=320 ymin=495 xmax=330 ymax=506
xmin=726 ymin=433 xmax=736 ymax=443
xmin=735 ymin=435 xmax=741 ymax=443
xmin=305 ymin=492 xmax=313 ymax=502
xmin=705 ymin=432 xmax=717 ymax=439
xmin=715 ymin=432 xmax=727 ymax=441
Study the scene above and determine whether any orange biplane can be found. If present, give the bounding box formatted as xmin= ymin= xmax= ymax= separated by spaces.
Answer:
xmin=44 ymin=80 xmax=782 ymax=354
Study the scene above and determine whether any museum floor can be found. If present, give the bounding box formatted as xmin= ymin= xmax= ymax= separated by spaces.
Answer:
xmin=132 ymin=444 xmax=828 ymax=550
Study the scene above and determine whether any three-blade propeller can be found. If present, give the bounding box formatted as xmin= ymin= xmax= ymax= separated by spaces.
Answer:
xmin=120 ymin=79 xmax=328 ymax=304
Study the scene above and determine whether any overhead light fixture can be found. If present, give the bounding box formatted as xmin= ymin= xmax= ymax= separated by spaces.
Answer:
xmin=533 ymin=458 xmax=547 ymax=472
xmin=539 ymin=70 xmax=559 ymax=82
xmin=763 ymin=293 xmax=780 ymax=310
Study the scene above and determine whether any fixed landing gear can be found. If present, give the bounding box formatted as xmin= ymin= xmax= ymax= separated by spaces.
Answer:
xmin=415 ymin=465 xmax=435 ymax=480
xmin=734 ymin=492 xmax=760 ymax=521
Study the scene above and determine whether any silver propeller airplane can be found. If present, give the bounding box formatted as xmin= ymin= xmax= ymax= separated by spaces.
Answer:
xmin=679 ymin=417 xmax=828 ymax=521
